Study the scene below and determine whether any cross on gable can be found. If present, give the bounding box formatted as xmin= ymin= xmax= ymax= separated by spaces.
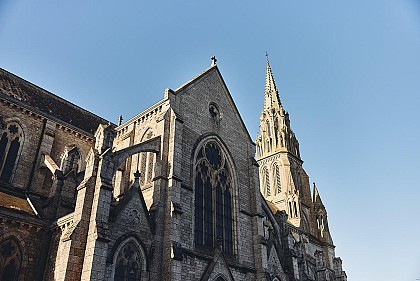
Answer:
xmin=211 ymin=56 xmax=217 ymax=66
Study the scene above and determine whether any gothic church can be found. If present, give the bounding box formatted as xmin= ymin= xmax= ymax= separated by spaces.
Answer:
xmin=0 ymin=57 xmax=347 ymax=280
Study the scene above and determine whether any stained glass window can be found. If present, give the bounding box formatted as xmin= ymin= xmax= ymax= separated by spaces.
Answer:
xmin=194 ymin=141 xmax=233 ymax=254
xmin=113 ymin=241 xmax=142 ymax=281
xmin=0 ymin=123 xmax=23 ymax=183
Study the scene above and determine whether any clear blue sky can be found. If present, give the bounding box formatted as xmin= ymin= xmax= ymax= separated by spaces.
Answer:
xmin=1 ymin=1 xmax=420 ymax=280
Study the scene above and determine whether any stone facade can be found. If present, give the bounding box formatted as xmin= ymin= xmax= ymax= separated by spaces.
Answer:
xmin=0 ymin=58 xmax=346 ymax=281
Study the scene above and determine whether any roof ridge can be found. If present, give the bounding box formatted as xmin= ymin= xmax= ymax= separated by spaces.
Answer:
xmin=0 ymin=68 xmax=110 ymax=124
xmin=174 ymin=64 xmax=217 ymax=92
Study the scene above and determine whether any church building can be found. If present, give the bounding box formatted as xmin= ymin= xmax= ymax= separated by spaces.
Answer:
xmin=0 ymin=57 xmax=347 ymax=280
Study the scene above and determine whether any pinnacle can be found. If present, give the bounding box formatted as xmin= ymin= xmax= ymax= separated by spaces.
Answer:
xmin=313 ymin=182 xmax=324 ymax=206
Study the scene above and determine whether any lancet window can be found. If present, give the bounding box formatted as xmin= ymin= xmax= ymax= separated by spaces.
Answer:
xmin=60 ymin=147 xmax=81 ymax=174
xmin=293 ymin=201 xmax=298 ymax=217
xmin=273 ymin=163 xmax=281 ymax=194
xmin=137 ymin=129 xmax=155 ymax=186
xmin=264 ymin=167 xmax=271 ymax=196
xmin=0 ymin=122 xmax=23 ymax=183
xmin=288 ymin=202 xmax=293 ymax=218
xmin=0 ymin=238 xmax=22 ymax=281
xmin=194 ymin=140 xmax=233 ymax=254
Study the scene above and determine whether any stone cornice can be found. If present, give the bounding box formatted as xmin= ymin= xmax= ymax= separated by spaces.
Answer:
xmin=0 ymin=94 xmax=95 ymax=142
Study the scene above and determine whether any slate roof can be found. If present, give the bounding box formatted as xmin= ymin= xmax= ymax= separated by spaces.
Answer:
xmin=0 ymin=68 xmax=110 ymax=134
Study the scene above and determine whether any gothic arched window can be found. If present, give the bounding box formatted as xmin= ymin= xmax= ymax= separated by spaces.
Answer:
xmin=293 ymin=201 xmax=298 ymax=218
xmin=0 ymin=238 xmax=22 ymax=281
xmin=113 ymin=240 xmax=144 ymax=281
xmin=139 ymin=152 xmax=146 ymax=186
xmin=194 ymin=140 xmax=233 ymax=254
xmin=266 ymin=120 xmax=271 ymax=137
xmin=264 ymin=167 xmax=271 ymax=196
xmin=60 ymin=147 xmax=81 ymax=174
xmin=0 ymin=122 xmax=23 ymax=183
xmin=273 ymin=164 xmax=281 ymax=194
xmin=137 ymin=129 xmax=155 ymax=186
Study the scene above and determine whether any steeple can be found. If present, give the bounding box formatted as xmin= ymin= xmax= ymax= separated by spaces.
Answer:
xmin=256 ymin=55 xmax=300 ymax=160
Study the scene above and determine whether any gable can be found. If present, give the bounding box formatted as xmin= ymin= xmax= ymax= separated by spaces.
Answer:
xmin=173 ymin=66 xmax=254 ymax=145
xmin=109 ymin=181 xmax=154 ymax=235
xmin=200 ymin=249 xmax=235 ymax=281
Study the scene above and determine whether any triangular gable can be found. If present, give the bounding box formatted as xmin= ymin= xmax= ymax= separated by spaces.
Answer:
xmin=173 ymin=64 xmax=255 ymax=145
xmin=109 ymin=180 xmax=154 ymax=234
xmin=200 ymin=248 xmax=235 ymax=281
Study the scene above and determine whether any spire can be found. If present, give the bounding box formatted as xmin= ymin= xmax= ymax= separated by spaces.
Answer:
xmin=264 ymin=53 xmax=282 ymax=110
xmin=256 ymin=54 xmax=301 ymax=160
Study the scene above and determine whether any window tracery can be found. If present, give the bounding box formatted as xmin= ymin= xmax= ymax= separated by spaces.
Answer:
xmin=113 ymin=241 xmax=143 ymax=281
xmin=194 ymin=140 xmax=233 ymax=254
xmin=0 ymin=122 xmax=23 ymax=183
xmin=209 ymin=103 xmax=220 ymax=121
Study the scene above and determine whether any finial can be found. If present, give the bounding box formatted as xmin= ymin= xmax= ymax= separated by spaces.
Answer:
xmin=118 ymin=115 xmax=123 ymax=126
xmin=134 ymin=170 xmax=141 ymax=179
xmin=211 ymin=55 xmax=217 ymax=66
xmin=266 ymin=51 xmax=269 ymax=58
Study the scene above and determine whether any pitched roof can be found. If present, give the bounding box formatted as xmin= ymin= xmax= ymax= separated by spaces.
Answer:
xmin=0 ymin=68 xmax=110 ymax=135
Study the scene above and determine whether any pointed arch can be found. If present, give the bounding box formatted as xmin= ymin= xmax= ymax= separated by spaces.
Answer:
xmin=0 ymin=121 xmax=24 ymax=183
xmin=0 ymin=237 xmax=22 ymax=281
xmin=60 ymin=146 xmax=82 ymax=174
xmin=139 ymin=128 xmax=155 ymax=186
xmin=262 ymin=166 xmax=271 ymax=197
xmin=111 ymin=236 xmax=147 ymax=281
xmin=301 ymin=211 xmax=310 ymax=233
xmin=272 ymin=163 xmax=281 ymax=194
xmin=193 ymin=136 xmax=236 ymax=255
xmin=266 ymin=120 xmax=271 ymax=138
